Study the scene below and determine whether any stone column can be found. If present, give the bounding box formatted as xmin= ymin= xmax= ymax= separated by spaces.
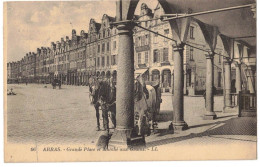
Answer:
xmin=171 ymin=72 xmax=174 ymax=94
xmin=248 ymin=67 xmax=256 ymax=93
xmin=109 ymin=23 xmax=135 ymax=147
xmin=172 ymin=43 xmax=188 ymax=131
xmin=224 ymin=60 xmax=232 ymax=107
xmin=246 ymin=66 xmax=255 ymax=93
xmin=183 ymin=68 xmax=187 ymax=95
xmin=189 ymin=67 xmax=196 ymax=96
xmin=160 ymin=73 xmax=163 ymax=90
xmin=204 ymin=53 xmax=217 ymax=120
xmin=235 ymin=62 xmax=242 ymax=93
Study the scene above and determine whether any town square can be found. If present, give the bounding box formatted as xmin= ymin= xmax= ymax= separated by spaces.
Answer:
xmin=4 ymin=0 xmax=257 ymax=162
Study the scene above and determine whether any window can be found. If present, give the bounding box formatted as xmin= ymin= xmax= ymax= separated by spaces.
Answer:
xmin=111 ymin=55 xmax=116 ymax=65
xmin=145 ymin=52 xmax=148 ymax=63
xmin=138 ymin=37 xmax=141 ymax=46
xmin=154 ymin=32 xmax=158 ymax=43
xmin=218 ymin=72 xmax=221 ymax=87
xmin=103 ymin=30 xmax=106 ymax=38
xmin=190 ymin=47 xmax=194 ymax=61
xmin=141 ymin=36 xmax=145 ymax=46
xmin=107 ymin=29 xmax=110 ymax=37
xmin=97 ymin=57 xmax=100 ymax=67
xmin=164 ymin=29 xmax=169 ymax=41
xmin=102 ymin=43 xmax=105 ymax=53
xmin=145 ymin=21 xmax=148 ymax=28
xmin=145 ymin=35 xmax=149 ymax=45
xmin=107 ymin=42 xmax=110 ymax=52
xmin=102 ymin=57 xmax=105 ymax=67
xmin=98 ymin=45 xmax=100 ymax=53
xmin=190 ymin=26 xmax=194 ymax=39
xmin=219 ymin=55 xmax=221 ymax=64
xmin=138 ymin=53 xmax=142 ymax=64
xmin=153 ymin=50 xmax=159 ymax=63
xmin=113 ymin=41 xmax=116 ymax=50
xmin=163 ymin=48 xmax=169 ymax=62
xmin=107 ymin=56 xmax=109 ymax=65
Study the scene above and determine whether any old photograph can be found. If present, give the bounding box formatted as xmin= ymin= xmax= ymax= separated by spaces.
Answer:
xmin=4 ymin=0 xmax=257 ymax=162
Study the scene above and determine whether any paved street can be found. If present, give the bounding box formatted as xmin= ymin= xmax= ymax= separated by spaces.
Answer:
xmin=6 ymin=84 xmax=256 ymax=147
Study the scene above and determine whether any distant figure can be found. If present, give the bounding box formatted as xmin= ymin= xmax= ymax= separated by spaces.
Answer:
xmin=203 ymin=86 xmax=217 ymax=107
xmin=26 ymin=81 xmax=28 ymax=85
xmin=7 ymin=88 xmax=16 ymax=95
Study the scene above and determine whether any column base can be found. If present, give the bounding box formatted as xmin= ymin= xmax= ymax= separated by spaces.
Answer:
xmin=173 ymin=121 xmax=188 ymax=131
xmin=108 ymin=128 xmax=145 ymax=149
xmin=223 ymin=106 xmax=238 ymax=113
xmin=203 ymin=112 xmax=217 ymax=120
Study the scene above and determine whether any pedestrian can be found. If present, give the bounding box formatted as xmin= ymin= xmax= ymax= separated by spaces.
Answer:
xmin=203 ymin=86 xmax=217 ymax=107
xmin=203 ymin=90 xmax=206 ymax=107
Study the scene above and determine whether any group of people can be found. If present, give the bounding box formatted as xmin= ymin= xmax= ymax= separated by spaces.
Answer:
xmin=7 ymin=88 xmax=16 ymax=95
xmin=89 ymin=76 xmax=117 ymax=131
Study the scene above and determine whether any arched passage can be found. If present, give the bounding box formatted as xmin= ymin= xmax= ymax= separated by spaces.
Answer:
xmin=106 ymin=71 xmax=111 ymax=78
xmin=151 ymin=69 xmax=160 ymax=82
xmin=96 ymin=71 xmax=100 ymax=77
xmin=100 ymin=71 xmax=105 ymax=78
xmin=162 ymin=69 xmax=171 ymax=92
xmin=112 ymin=70 xmax=117 ymax=84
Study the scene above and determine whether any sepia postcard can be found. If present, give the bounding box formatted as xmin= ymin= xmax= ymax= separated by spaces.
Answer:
xmin=4 ymin=0 xmax=257 ymax=162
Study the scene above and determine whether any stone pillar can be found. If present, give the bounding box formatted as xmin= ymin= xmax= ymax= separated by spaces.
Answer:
xmin=160 ymin=73 xmax=163 ymax=90
xmin=224 ymin=60 xmax=232 ymax=108
xmin=183 ymin=68 xmax=187 ymax=95
xmin=172 ymin=43 xmax=188 ymax=131
xmin=171 ymin=72 xmax=174 ymax=94
xmin=248 ymin=67 xmax=256 ymax=93
xmin=204 ymin=53 xmax=217 ymax=120
xmin=109 ymin=23 xmax=135 ymax=147
xmin=189 ymin=67 xmax=196 ymax=96
xmin=235 ymin=62 xmax=242 ymax=93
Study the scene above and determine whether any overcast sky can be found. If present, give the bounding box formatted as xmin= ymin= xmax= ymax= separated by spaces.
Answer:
xmin=6 ymin=0 xmax=158 ymax=62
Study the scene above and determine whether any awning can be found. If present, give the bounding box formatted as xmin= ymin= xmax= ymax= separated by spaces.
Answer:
xmin=160 ymin=0 xmax=256 ymax=49
xmin=134 ymin=68 xmax=149 ymax=78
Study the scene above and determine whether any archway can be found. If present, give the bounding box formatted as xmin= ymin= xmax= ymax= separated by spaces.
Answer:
xmin=162 ymin=69 xmax=171 ymax=92
xmin=100 ymin=71 xmax=105 ymax=78
xmin=151 ymin=69 xmax=160 ymax=82
xmin=106 ymin=71 xmax=111 ymax=78
xmin=96 ymin=71 xmax=100 ymax=77
xmin=112 ymin=70 xmax=117 ymax=84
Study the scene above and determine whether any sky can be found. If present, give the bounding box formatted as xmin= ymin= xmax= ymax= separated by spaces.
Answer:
xmin=5 ymin=0 xmax=158 ymax=62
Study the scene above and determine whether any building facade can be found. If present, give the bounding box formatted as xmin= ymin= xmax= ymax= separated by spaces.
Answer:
xmin=8 ymin=2 xmax=255 ymax=95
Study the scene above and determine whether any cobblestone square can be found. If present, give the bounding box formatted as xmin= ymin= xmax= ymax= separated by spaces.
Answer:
xmin=7 ymin=84 xmax=256 ymax=147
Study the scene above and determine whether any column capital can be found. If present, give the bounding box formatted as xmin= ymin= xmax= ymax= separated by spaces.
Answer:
xmin=234 ymin=61 xmax=242 ymax=67
xmin=205 ymin=53 xmax=214 ymax=59
xmin=116 ymin=22 xmax=136 ymax=35
xmin=172 ymin=42 xmax=185 ymax=52
xmin=224 ymin=58 xmax=232 ymax=65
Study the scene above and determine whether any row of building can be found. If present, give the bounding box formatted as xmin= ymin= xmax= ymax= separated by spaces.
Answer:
xmin=7 ymin=3 xmax=255 ymax=95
